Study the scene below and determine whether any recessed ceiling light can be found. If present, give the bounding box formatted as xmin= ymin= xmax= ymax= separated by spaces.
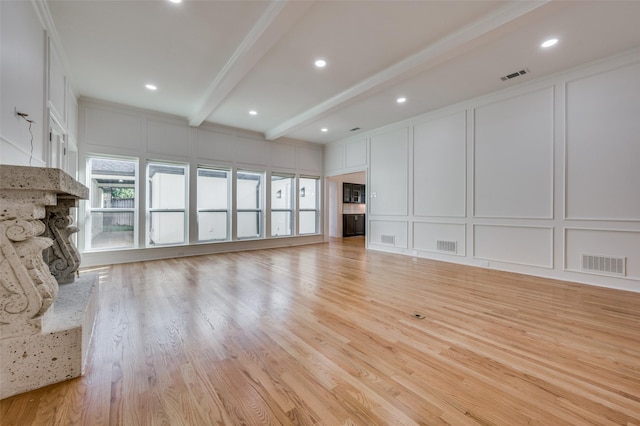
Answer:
xmin=397 ymin=97 xmax=407 ymax=104
xmin=249 ymin=110 xmax=257 ymax=116
xmin=168 ymin=0 xmax=182 ymax=4
xmin=145 ymin=84 xmax=157 ymax=91
xmin=314 ymin=59 xmax=327 ymax=68
xmin=321 ymin=128 xmax=328 ymax=132
xmin=541 ymin=38 xmax=558 ymax=48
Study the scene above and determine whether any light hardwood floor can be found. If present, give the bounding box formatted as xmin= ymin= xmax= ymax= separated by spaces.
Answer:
xmin=2 ymin=237 xmax=639 ymax=425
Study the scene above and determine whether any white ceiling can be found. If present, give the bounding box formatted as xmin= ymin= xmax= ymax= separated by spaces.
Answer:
xmin=47 ymin=0 xmax=640 ymax=144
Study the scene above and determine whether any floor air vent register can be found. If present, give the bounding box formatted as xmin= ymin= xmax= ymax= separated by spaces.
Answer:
xmin=380 ymin=235 xmax=395 ymax=245
xmin=437 ymin=240 xmax=457 ymax=253
xmin=581 ymin=254 xmax=626 ymax=276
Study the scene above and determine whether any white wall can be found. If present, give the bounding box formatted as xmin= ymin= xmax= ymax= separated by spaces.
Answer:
xmin=565 ymin=62 xmax=640 ymax=221
xmin=474 ymin=88 xmax=554 ymax=219
xmin=325 ymin=137 xmax=367 ymax=175
xmin=78 ymin=98 xmax=324 ymax=267
xmin=1 ymin=1 xmax=46 ymax=166
xmin=414 ymin=111 xmax=466 ymax=218
xmin=370 ymin=128 xmax=409 ymax=217
xmin=0 ymin=1 xmax=77 ymax=174
xmin=325 ymin=48 xmax=640 ymax=293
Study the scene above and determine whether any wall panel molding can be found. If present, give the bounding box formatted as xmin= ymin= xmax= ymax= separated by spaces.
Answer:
xmin=146 ymin=119 xmax=190 ymax=158
xmin=345 ymin=138 xmax=367 ymax=169
xmin=270 ymin=143 xmax=297 ymax=170
xmin=413 ymin=111 xmax=466 ymax=218
xmin=84 ymin=106 xmax=143 ymax=150
xmin=0 ymin=136 xmax=47 ymax=167
xmin=413 ymin=221 xmax=466 ymax=256
xmin=296 ymin=145 xmax=323 ymax=174
xmin=369 ymin=128 xmax=409 ymax=216
xmin=564 ymin=61 xmax=640 ymax=222
xmin=196 ymin=128 xmax=236 ymax=163
xmin=369 ymin=220 xmax=408 ymax=249
xmin=327 ymin=48 xmax=640 ymax=292
xmin=324 ymin=142 xmax=345 ymax=174
xmin=473 ymin=87 xmax=554 ymax=219
xmin=564 ymin=227 xmax=640 ymax=281
xmin=473 ymin=224 xmax=554 ymax=268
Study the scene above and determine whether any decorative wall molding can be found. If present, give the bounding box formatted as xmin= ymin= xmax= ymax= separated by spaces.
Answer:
xmin=412 ymin=221 xmax=466 ymax=257
xmin=564 ymin=227 xmax=640 ymax=281
xmin=0 ymin=136 xmax=47 ymax=167
xmin=473 ymin=87 xmax=555 ymax=220
xmin=413 ymin=110 xmax=467 ymax=219
xmin=563 ymin=61 xmax=640 ymax=222
xmin=326 ymin=48 xmax=640 ymax=292
xmin=473 ymin=224 xmax=554 ymax=269
xmin=31 ymin=0 xmax=72 ymax=78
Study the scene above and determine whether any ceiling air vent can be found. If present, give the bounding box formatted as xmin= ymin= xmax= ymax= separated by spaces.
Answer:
xmin=500 ymin=68 xmax=529 ymax=82
xmin=350 ymin=127 xmax=361 ymax=132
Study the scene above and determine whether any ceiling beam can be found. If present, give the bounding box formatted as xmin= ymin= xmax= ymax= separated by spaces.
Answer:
xmin=189 ymin=1 xmax=313 ymax=127
xmin=265 ymin=0 xmax=550 ymax=141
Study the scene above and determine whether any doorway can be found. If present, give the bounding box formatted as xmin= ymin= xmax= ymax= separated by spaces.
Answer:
xmin=326 ymin=171 xmax=366 ymax=244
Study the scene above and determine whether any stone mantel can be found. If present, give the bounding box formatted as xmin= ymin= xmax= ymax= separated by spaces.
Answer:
xmin=1 ymin=165 xmax=89 ymax=338
xmin=0 ymin=165 xmax=89 ymax=199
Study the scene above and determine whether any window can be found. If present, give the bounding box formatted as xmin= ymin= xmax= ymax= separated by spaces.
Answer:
xmin=271 ymin=174 xmax=294 ymax=237
xmin=86 ymin=156 xmax=137 ymax=250
xmin=197 ymin=167 xmax=230 ymax=241
xmin=299 ymin=176 xmax=319 ymax=234
xmin=237 ymin=171 xmax=264 ymax=239
xmin=147 ymin=162 xmax=187 ymax=246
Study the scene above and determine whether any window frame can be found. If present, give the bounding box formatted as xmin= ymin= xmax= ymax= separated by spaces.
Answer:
xmin=270 ymin=173 xmax=295 ymax=237
xmin=298 ymin=175 xmax=320 ymax=235
xmin=196 ymin=165 xmax=231 ymax=242
xmin=236 ymin=170 xmax=265 ymax=240
xmin=85 ymin=155 xmax=139 ymax=252
xmin=146 ymin=161 xmax=189 ymax=247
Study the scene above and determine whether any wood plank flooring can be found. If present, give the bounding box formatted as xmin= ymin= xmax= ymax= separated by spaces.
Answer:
xmin=2 ymin=237 xmax=640 ymax=425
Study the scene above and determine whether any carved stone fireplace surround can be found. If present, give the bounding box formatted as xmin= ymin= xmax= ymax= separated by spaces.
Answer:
xmin=1 ymin=165 xmax=98 ymax=399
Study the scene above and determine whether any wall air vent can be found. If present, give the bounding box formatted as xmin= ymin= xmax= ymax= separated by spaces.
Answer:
xmin=436 ymin=240 xmax=457 ymax=253
xmin=500 ymin=68 xmax=529 ymax=82
xmin=581 ymin=254 xmax=626 ymax=276
xmin=380 ymin=235 xmax=395 ymax=245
